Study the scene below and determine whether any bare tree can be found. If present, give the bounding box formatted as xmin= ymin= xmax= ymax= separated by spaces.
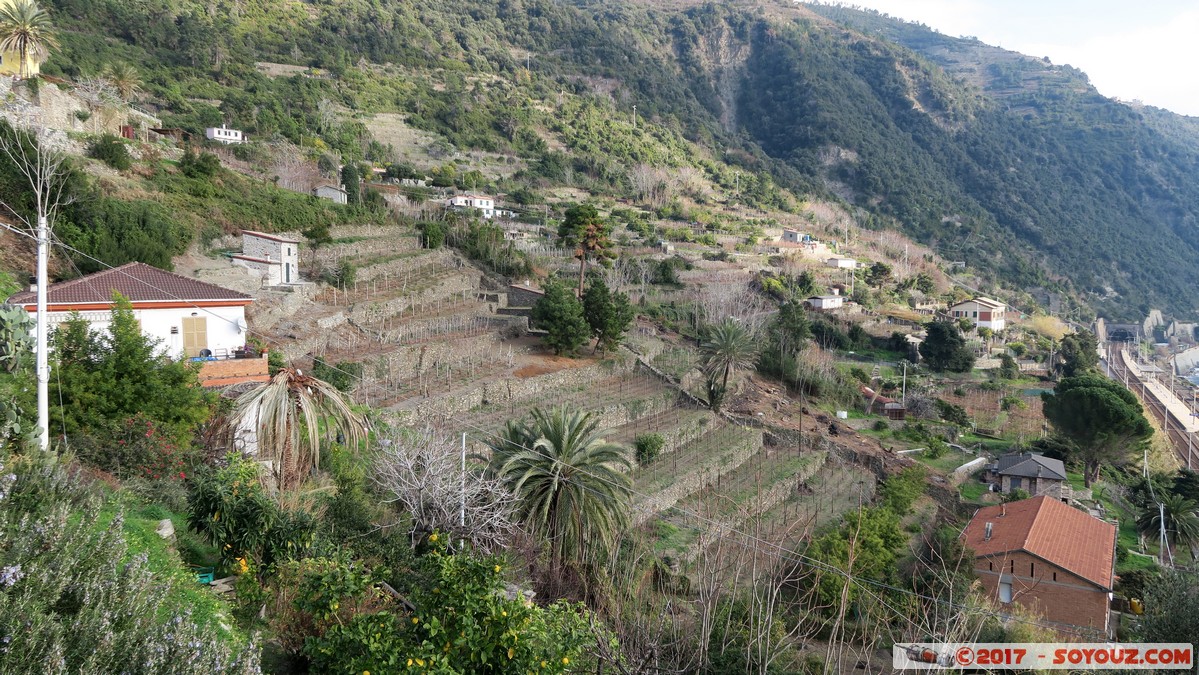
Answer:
xmin=72 ymin=77 xmax=120 ymax=133
xmin=0 ymin=120 xmax=75 ymax=452
xmin=373 ymin=427 xmax=517 ymax=552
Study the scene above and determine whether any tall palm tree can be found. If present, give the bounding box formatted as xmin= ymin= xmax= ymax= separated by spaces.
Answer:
xmin=1137 ymin=494 xmax=1199 ymax=557
xmin=699 ymin=317 xmax=758 ymax=397
xmin=0 ymin=0 xmax=58 ymax=79
xmin=486 ymin=407 xmax=631 ymax=573
xmin=229 ymin=367 xmax=367 ymax=493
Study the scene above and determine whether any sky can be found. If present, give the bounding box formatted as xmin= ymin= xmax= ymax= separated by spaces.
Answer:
xmin=820 ymin=1 xmax=1199 ymax=117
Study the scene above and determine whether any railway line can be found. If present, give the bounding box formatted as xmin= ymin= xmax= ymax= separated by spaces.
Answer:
xmin=1106 ymin=346 xmax=1199 ymax=470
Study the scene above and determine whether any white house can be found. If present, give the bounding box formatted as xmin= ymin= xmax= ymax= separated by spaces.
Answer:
xmin=448 ymin=194 xmax=497 ymax=219
xmin=781 ymin=228 xmax=803 ymax=244
xmin=232 ymin=230 xmax=302 ymax=286
xmin=804 ymin=295 xmax=845 ymax=311
xmin=6 ymin=262 xmax=253 ymax=360
xmin=313 ymin=184 xmax=348 ymax=205
xmin=950 ymin=297 xmax=1007 ymax=331
xmin=825 ymin=256 xmax=858 ymax=270
xmin=204 ymin=125 xmax=245 ymax=145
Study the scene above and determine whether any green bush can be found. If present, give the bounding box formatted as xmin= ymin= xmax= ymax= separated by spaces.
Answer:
xmin=879 ymin=465 xmax=928 ymax=515
xmin=86 ymin=134 xmax=132 ymax=170
xmin=179 ymin=149 xmax=220 ymax=179
xmin=635 ymin=433 xmax=665 ymax=466
xmin=0 ymin=452 xmax=259 ymax=672
xmin=312 ymin=356 xmax=363 ymax=392
xmin=872 ymin=420 xmax=889 ymax=432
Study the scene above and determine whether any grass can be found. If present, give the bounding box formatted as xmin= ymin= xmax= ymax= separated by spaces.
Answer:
xmin=959 ymin=481 xmax=990 ymax=503
xmin=95 ymin=497 xmax=243 ymax=646
xmin=912 ymin=449 xmax=974 ymax=474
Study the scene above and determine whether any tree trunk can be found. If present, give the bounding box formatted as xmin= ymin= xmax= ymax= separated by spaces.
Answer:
xmin=577 ymin=257 xmax=587 ymax=297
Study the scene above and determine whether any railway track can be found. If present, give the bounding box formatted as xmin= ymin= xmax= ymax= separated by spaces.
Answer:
xmin=1107 ymin=347 xmax=1198 ymax=470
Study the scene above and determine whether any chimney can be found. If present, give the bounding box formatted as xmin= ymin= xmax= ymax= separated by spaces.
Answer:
xmin=831 ymin=287 xmax=840 ymax=296
xmin=984 ymin=522 xmax=993 ymax=541
xmin=27 ymin=275 xmax=35 ymax=293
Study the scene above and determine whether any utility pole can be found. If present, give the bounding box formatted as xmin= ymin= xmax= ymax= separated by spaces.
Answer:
xmin=460 ymin=432 xmax=466 ymax=529
xmin=632 ymin=105 xmax=637 ymax=129
xmin=36 ymin=214 xmax=48 ymax=452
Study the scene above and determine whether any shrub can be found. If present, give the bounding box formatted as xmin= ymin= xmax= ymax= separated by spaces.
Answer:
xmin=635 ymin=433 xmax=665 ymax=466
xmin=0 ymin=452 xmax=260 ymax=672
xmin=935 ymin=399 xmax=971 ymax=427
xmin=879 ymin=465 xmax=928 ymax=515
xmin=179 ymin=149 xmax=220 ymax=178
xmin=87 ymin=134 xmax=132 ymax=170
xmin=1004 ymin=488 xmax=1031 ymax=502
xmin=872 ymin=420 xmax=889 ymax=432
xmin=312 ymin=356 xmax=362 ymax=392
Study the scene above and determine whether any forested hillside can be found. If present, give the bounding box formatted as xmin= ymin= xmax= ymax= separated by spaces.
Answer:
xmin=39 ymin=0 xmax=1199 ymax=318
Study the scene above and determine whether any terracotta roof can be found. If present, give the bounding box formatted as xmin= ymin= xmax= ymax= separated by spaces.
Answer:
xmin=962 ymin=496 xmax=1116 ymax=590
xmin=953 ymin=296 xmax=1006 ymax=309
xmin=241 ymin=229 xmax=301 ymax=243
xmin=7 ymin=262 xmax=252 ymax=306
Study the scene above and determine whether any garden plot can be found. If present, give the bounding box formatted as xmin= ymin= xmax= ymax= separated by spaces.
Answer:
xmin=456 ymin=368 xmax=676 ymax=437
xmin=940 ymin=385 xmax=1046 ymax=442
xmin=631 ymin=423 xmax=764 ymax=525
xmin=607 ymin=406 xmax=712 ymax=454
xmin=651 ymin=449 xmax=828 ymax=560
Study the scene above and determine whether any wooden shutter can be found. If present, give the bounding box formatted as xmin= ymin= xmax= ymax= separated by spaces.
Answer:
xmin=181 ymin=317 xmax=208 ymax=357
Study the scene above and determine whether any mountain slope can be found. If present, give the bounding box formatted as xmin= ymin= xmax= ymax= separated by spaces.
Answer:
xmin=37 ymin=0 xmax=1199 ymax=320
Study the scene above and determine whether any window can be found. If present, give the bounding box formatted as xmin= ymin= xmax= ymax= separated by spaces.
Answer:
xmin=1009 ymin=560 xmax=1014 ymax=573
xmin=1053 ymin=572 xmax=1057 ymax=581
xmin=988 ymin=561 xmax=993 ymax=571
xmin=1030 ymin=562 xmax=1035 ymax=577
xmin=999 ymin=579 xmax=1013 ymax=603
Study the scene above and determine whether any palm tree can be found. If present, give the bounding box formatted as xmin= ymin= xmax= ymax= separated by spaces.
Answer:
xmin=0 ymin=0 xmax=58 ymax=79
xmin=229 ymin=367 xmax=367 ymax=493
xmin=699 ymin=318 xmax=758 ymax=406
xmin=486 ymin=407 xmax=631 ymax=574
xmin=1137 ymin=494 xmax=1199 ymax=558
xmin=101 ymin=62 xmax=140 ymax=102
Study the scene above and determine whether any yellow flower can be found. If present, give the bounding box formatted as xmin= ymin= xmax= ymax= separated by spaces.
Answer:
xmin=508 ymin=647 xmax=515 ymax=659
xmin=412 ymin=617 xmax=419 ymax=624
xmin=494 ymin=564 xmax=502 ymax=573
xmin=429 ymin=533 xmax=439 ymax=543
xmin=501 ymin=610 xmax=508 ymax=617
xmin=541 ymin=661 xmax=547 ymax=668
xmin=562 ymin=657 xmax=570 ymax=665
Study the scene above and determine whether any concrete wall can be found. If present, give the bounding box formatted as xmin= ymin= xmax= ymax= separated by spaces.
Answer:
xmin=243 ymin=234 xmax=300 ymax=284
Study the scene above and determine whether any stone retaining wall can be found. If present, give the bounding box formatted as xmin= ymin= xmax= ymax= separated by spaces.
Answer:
xmin=632 ymin=429 xmax=764 ymax=526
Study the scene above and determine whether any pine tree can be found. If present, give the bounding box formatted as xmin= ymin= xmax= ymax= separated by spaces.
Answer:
xmin=582 ymin=279 xmax=634 ymax=354
xmin=531 ymin=280 xmax=589 ymax=356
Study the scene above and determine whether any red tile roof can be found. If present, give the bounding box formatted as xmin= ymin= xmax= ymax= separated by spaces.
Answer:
xmin=961 ymin=496 xmax=1116 ymax=590
xmin=6 ymin=262 xmax=251 ymax=306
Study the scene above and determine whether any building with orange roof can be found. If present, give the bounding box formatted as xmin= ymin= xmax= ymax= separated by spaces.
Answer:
xmin=960 ymin=495 xmax=1117 ymax=638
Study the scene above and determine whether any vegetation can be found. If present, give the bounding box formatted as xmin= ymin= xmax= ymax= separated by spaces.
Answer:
xmin=919 ymin=321 xmax=975 ymax=373
xmin=1042 ymin=375 xmax=1153 ymax=486
xmin=85 ymin=134 xmax=130 ymax=170
xmin=581 ymin=278 xmax=634 ymax=354
xmin=0 ymin=0 xmax=57 ymax=79
xmin=699 ymin=318 xmax=758 ymax=410
xmin=227 ymin=367 xmax=367 ymax=492
xmin=531 ymin=280 xmax=590 ymax=356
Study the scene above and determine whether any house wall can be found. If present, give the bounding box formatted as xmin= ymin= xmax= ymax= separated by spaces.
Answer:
xmin=243 ymin=234 xmax=300 ymax=283
xmin=233 ymin=257 xmax=282 ymax=286
xmin=39 ymin=304 xmax=247 ymax=359
xmin=1000 ymin=475 xmax=1064 ymax=499
xmin=315 ymin=186 xmax=348 ymax=204
xmin=782 ymin=230 xmax=801 ymax=243
xmin=975 ymin=550 xmax=1110 ymax=637
xmin=0 ymin=48 xmax=40 ymax=77
xmin=205 ymin=127 xmax=244 ymax=144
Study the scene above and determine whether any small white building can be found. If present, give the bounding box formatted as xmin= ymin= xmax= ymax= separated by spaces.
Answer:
xmin=781 ymin=228 xmax=803 ymax=244
xmin=313 ymin=184 xmax=349 ymax=205
xmin=204 ymin=125 xmax=245 ymax=145
xmin=233 ymin=230 xmax=302 ymax=286
xmin=448 ymin=194 xmax=497 ymax=219
xmin=950 ymin=297 xmax=1007 ymax=331
xmin=825 ymin=256 xmax=858 ymax=270
xmin=6 ymin=262 xmax=253 ymax=359
xmin=804 ymin=295 xmax=845 ymax=311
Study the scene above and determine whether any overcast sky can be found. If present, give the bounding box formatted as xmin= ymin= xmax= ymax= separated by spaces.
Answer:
xmin=818 ymin=1 xmax=1199 ymax=117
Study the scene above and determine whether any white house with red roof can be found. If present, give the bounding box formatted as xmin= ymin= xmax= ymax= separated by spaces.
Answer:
xmin=950 ymin=296 xmax=1007 ymax=331
xmin=232 ymin=230 xmax=301 ymax=286
xmin=7 ymin=262 xmax=256 ymax=363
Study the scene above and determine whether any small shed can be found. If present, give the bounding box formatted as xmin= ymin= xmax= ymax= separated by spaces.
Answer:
xmin=804 ymin=295 xmax=844 ymax=311
xmin=825 ymin=256 xmax=858 ymax=270
xmin=313 ymin=184 xmax=349 ymax=205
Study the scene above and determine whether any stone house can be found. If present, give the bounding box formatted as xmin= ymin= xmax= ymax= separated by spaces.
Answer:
xmin=232 ymin=230 xmax=301 ymax=286
xmin=987 ymin=452 xmax=1068 ymax=500
xmin=313 ymin=184 xmax=349 ymax=204
xmin=961 ymin=496 xmax=1116 ymax=638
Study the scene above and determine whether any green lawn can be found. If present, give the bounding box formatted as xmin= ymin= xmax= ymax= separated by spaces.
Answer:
xmin=913 ymin=449 xmax=975 ymax=474
xmin=959 ymin=481 xmax=990 ymax=503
